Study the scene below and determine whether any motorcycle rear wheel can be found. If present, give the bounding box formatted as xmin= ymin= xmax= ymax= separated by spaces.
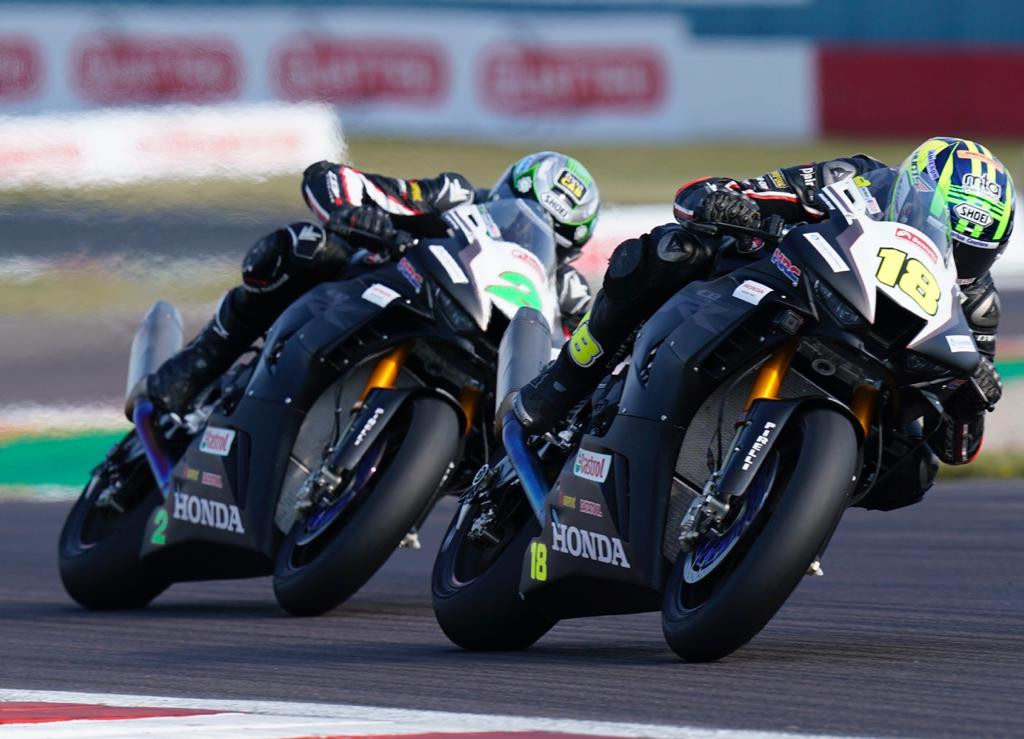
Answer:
xmin=661 ymin=407 xmax=857 ymax=662
xmin=432 ymin=487 xmax=555 ymax=651
xmin=58 ymin=433 xmax=169 ymax=610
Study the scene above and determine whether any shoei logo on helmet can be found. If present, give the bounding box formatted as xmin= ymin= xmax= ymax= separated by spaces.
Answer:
xmin=0 ymin=37 xmax=41 ymax=101
xmin=954 ymin=203 xmax=994 ymax=228
xmin=199 ymin=426 xmax=236 ymax=456
xmin=272 ymin=38 xmax=446 ymax=104
xmin=962 ymin=174 xmax=1002 ymax=200
xmin=73 ymin=35 xmax=242 ymax=103
xmin=541 ymin=191 xmax=571 ymax=220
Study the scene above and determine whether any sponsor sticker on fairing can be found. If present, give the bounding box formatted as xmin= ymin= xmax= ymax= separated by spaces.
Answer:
xmin=429 ymin=244 xmax=469 ymax=284
xmin=803 ymin=232 xmax=850 ymax=272
xmin=551 ymin=522 xmax=629 ymax=568
xmin=946 ymin=335 xmax=977 ymax=353
xmin=578 ymin=499 xmax=603 ymax=518
xmin=361 ymin=283 xmax=401 ymax=308
xmin=573 ymin=449 xmax=611 ymax=483
xmin=199 ymin=426 xmax=235 ymax=456
xmin=172 ymin=492 xmax=245 ymax=534
xmin=771 ymin=248 xmax=801 ymax=285
xmin=732 ymin=280 xmax=773 ymax=306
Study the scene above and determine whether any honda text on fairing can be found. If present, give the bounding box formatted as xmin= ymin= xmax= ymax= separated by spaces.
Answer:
xmin=433 ymin=167 xmax=981 ymax=661
xmin=59 ymin=198 xmax=565 ymax=616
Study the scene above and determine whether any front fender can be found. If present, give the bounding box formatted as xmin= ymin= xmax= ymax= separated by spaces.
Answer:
xmin=716 ymin=396 xmax=863 ymax=499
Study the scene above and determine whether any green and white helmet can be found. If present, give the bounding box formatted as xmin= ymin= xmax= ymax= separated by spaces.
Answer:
xmin=490 ymin=151 xmax=600 ymax=254
xmin=901 ymin=137 xmax=1016 ymax=280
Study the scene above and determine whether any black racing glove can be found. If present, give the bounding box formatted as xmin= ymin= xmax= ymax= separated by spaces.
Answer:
xmin=696 ymin=190 xmax=761 ymax=230
xmin=326 ymin=205 xmax=398 ymax=250
xmin=949 ymin=356 xmax=1003 ymax=416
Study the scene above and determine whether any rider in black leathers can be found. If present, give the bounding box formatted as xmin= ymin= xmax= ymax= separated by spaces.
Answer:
xmin=138 ymin=152 xmax=600 ymax=419
xmin=515 ymin=138 xmax=1012 ymax=510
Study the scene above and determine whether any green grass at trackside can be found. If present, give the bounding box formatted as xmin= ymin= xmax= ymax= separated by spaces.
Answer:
xmin=0 ymin=430 xmax=126 ymax=488
xmin=2 ymin=136 xmax=1022 ymax=211
xmin=940 ymin=451 xmax=1024 ymax=480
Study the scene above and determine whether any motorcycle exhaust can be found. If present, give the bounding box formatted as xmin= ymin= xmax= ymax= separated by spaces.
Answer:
xmin=494 ymin=307 xmax=552 ymax=431
xmin=124 ymin=300 xmax=184 ymax=417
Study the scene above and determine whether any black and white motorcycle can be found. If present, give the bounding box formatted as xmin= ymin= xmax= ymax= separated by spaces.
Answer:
xmin=59 ymin=198 xmax=564 ymax=616
xmin=433 ymin=167 xmax=980 ymax=661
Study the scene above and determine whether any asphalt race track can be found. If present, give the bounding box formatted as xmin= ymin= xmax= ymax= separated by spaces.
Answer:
xmin=1 ymin=483 xmax=1022 ymax=738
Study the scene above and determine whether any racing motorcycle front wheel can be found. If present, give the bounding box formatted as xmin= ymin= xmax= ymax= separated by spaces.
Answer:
xmin=273 ymin=395 xmax=460 ymax=616
xmin=58 ymin=433 xmax=170 ymax=609
xmin=661 ymin=407 xmax=858 ymax=662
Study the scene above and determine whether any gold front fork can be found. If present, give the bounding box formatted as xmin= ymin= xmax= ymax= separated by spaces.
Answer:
xmin=742 ymin=337 xmax=878 ymax=435
xmin=356 ymin=341 xmax=413 ymax=408
xmin=850 ymin=383 xmax=879 ymax=436
xmin=743 ymin=338 xmax=800 ymax=413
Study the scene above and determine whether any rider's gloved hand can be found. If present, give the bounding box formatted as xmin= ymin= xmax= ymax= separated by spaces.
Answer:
xmin=696 ymin=190 xmax=761 ymax=230
xmin=418 ymin=172 xmax=475 ymax=211
xmin=327 ymin=205 xmax=398 ymax=249
xmin=949 ymin=356 xmax=1003 ymax=416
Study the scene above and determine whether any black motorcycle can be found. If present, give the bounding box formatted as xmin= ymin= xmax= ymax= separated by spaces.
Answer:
xmin=59 ymin=198 xmax=563 ymax=616
xmin=433 ymin=169 xmax=981 ymax=660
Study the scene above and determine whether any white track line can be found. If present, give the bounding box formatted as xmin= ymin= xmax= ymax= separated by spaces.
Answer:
xmin=0 ymin=689 xmax=855 ymax=738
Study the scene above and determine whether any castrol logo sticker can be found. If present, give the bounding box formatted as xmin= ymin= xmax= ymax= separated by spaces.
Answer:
xmin=271 ymin=38 xmax=447 ymax=104
xmin=0 ymin=37 xmax=42 ymax=101
xmin=480 ymin=45 xmax=665 ymax=113
xmin=73 ymin=35 xmax=242 ymax=104
xmin=199 ymin=426 xmax=236 ymax=457
xmin=573 ymin=449 xmax=612 ymax=483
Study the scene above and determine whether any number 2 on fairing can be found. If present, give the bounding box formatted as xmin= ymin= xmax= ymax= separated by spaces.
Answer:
xmin=530 ymin=541 xmax=547 ymax=581
xmin=876 ymin=247 xmax=940 ymax=316
xmin=150 ymin=509 xmax=168 ymax=546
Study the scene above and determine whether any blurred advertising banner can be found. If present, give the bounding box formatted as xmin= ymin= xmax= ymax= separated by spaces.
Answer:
xmin=0 ymin=6 xmax=815 ymax=141
xmin=0 ymin=103 xmax=344 ymax=187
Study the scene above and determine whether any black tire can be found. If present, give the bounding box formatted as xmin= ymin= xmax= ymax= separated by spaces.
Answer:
xmin=58 ymin=434 xmax=170 ymax=610
xmin=432 ymin=490 xmax=555 ymax=651
xmin=662 ymin=408 xmax=857 ymax=662
xmin=273 ymin=396 xmax=460 ymax=616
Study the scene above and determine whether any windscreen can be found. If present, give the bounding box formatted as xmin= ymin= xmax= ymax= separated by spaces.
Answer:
xmin=480 ymin=198 xmax=558 ymax=278
xmin=877 ymin=163 xmax=954 ymax=263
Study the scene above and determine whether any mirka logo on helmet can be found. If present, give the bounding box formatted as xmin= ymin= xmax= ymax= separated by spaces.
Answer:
xmin=953 ymin=203 xmax=993 ymax=227
xmin=556 ymin=169 xmax=587 ymax=202
xmin=551 ymin=522 xmax=629 ymax=568
xmin=0 ymin=37 xmax=42 ymax=101
xmin=574 ymin=449 xmax=611 ymax=483
xmin=962 ymin=174 xmax=1002 ymax=200
xmin=272 ymin=38 xmax=446 ymax=104
xmin=172 ymin=492 xmax=245 ymax=534
xmin=480 ymin=45 xmax=664 ymax=112
xmin=199 ymin=426 xmax=236 ymax=456
xmin=73 ymin=35 xmax=242 ymax=103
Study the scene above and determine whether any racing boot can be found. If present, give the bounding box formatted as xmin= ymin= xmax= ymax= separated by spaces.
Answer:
xmin=513 ymin=312 xmax=608 ymax=433
xmin=136 ymin=291 xmax=261 ymax=419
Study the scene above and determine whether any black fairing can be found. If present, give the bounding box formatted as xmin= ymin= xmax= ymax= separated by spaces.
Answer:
xmin=139 ymin=266 xmax=445 ymax=579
